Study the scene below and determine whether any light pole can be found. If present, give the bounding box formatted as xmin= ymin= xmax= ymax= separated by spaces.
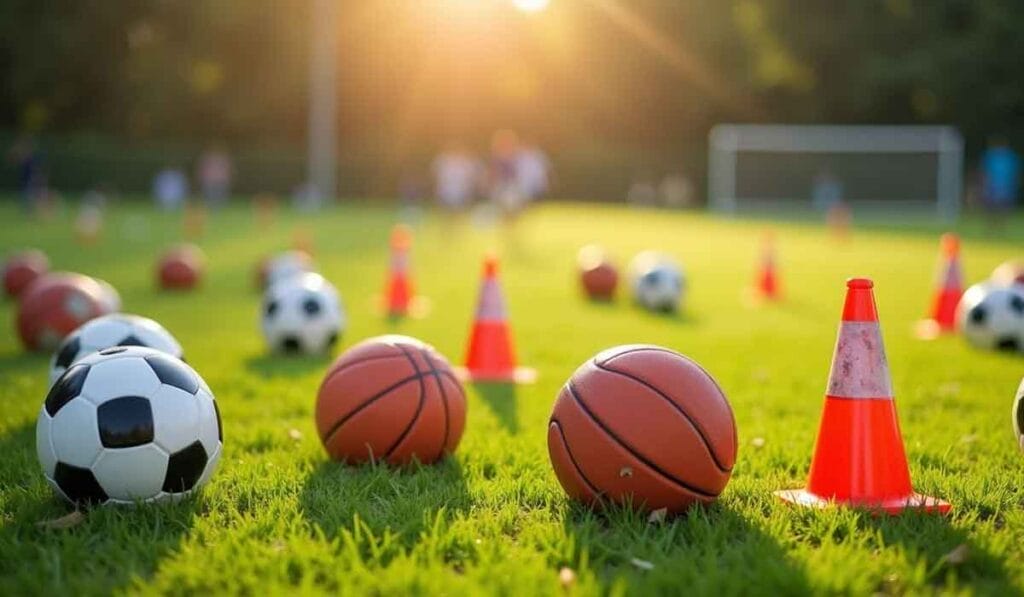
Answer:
xmin=308 ymin=0 xmax=338 ymax=203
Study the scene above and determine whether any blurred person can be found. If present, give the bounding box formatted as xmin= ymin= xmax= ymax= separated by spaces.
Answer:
xmin=196 ymin=145 xmax=233 ymax=208
xmin=488 ymin=130 xmax=526 ymax=216
xmin=626 ymin=171 xmax=658 ymax=207
xmin=979 ymin=136 xmax=1020 ymax=230
xmin=811 ymin=169 xmax=844 ymax=212
xmin=7 ymin=135 xmax=47 ymax=213
xmin=432 ymin=144 xmax=481 ymax=212
xmin=153 ymin=166 xmax=189 ymax=211
xmin=515 ymin=141 xmax=551 ymax=202
xmin=659 ymin=172 xmax=695 ymax=208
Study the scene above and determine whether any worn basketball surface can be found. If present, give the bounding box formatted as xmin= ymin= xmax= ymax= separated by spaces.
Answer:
xmin=316 ymin=335 xmax=466 ymax=465
xmin=548 ymin=345 xmax=737 ymax=513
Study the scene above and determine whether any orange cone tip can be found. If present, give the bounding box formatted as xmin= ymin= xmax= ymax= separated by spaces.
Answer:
xmin=455 ymin=255 xmax=536 ymax=384
xmin=776 ymin=277 xmax=951 ymax=515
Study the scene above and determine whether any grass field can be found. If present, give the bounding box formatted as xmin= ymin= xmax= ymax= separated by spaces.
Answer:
xmin=1 ymin=201 xmax=1024 ymax=595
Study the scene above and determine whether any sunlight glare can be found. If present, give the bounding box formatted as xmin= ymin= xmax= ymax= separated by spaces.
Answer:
xmin=512 ymin=0 xmax=550 ymax=13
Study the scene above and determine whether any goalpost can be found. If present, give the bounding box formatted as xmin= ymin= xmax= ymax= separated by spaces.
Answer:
xmin=707 ymin=125 xmax=964 ymax=221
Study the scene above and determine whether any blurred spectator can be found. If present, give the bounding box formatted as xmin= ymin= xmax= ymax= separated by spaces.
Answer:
xmin=7 ymin=135 xmax=47 ymax=213
xmin=626 ymin=171 xmax=658 ymax=207
xmin=489 ymin=130 xmax=526 ymax=215
xmin=153 ymin=166 xmax=189 ymax=211
xmin=659 ymin=173 xmax=695 ymax=208
xmin=515 ymin=141 xmax=551 ymax=202
xmin=196 ymin=145 xmax=233 ymax=208
xmin=432 ymin=144 xmax=481 ymax=211
xmin=980 ymin=136 xmax=1020 ymax=216
xmin=811 ymin=169 xmax=843 ymax=212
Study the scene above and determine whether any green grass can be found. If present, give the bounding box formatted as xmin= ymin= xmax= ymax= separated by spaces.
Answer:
xmin=1 ymin=201 xmax=1024 ymax=595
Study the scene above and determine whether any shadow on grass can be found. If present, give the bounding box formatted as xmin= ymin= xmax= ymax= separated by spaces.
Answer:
xmin=561 ymin=501 xmax=810 ymax=593
xmin=861 ymin=512 xmax=1010 ymax=592
xmin=0 ymin=349 xmax=49 ymax=372
xmin=299 ymin=458 xmax=472 ymax=560
xmin=474 ymin=383 xmax=519 ymax=434
xmin=244 ymin=352 xmax=332 ymax=378
xmin=0 ymin=421 xmax=200 ymax=594
xmin=633 ymin=305 xmax=700 ymax=326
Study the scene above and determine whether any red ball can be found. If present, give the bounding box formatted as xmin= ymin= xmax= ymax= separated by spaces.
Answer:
xmin=581 ymin=263 xmax=619 ymax=300
xmin=315 ymin=335 xmax=467 ymax=466
xmin=16 ymin=272 xmax=111 ymax=351
xmin=3 ymin=250 xmax=49 ymax=298
xmin=158 ymin=244 xmax=205 ymax=290
xmin=548 ymin=345 xmax=737 ymax=514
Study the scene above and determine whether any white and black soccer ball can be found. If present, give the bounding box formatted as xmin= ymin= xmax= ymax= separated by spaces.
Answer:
xmin=36 ymin=346 xmax=222 ymax=506
xmin=1014 ymin=377 xmax=1024 ymax=452
xmin=957 ymin=282 xmax=1024 ymax=352
xmin=261 ymin=272 xmax=344 ymax=354
xmin=629 ymin=251 xmax=685 ymax=312
xmin=49 ymin=314 xmax=183 ymax=386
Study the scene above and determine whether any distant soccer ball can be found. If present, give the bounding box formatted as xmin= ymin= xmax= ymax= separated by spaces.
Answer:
xmin=16 ymin=272 xmax=114 ymax=351
xmin=3 ymin=249 xmax=49 ymax=298
xmin=37 ymin=346 xmax=222 ymax=505
xmin=49 ymin=314 xmax=183 ymax=386
xmin=1014 ymin=378 xmax=1024 ymax=452
xmin=957 ymin=283 xmax=1024 ymax=352
xmin=629 ymin=251 xmax=685 ymax=312
xmin=256 ymin=250 xmax=314 ymax=290
xmin=158 ymin=244 xmax=206 ymax=290
xmin=261 ymin=272 xmax=344 ymax=354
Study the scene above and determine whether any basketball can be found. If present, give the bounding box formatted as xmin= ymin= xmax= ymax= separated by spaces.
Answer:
xmin=578 ymin=245 xmax=618 ymax=300
xmin=315 ymin=335 xmax=466 ymax=466
xmin=3 ymin=249 xmax=49 ymax=298
xmin=548 ymin=345 xmax=737 ymax=513
xmin=158 ymin=244 xmax=205 ymax=290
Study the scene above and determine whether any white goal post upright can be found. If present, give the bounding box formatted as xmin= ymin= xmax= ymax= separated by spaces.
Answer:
xmin=708 ymin=125 xmax=964 ymax=221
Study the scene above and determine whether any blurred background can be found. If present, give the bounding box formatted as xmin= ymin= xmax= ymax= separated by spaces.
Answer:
xmin=1 ymin=0 xmax=1022 ymax=211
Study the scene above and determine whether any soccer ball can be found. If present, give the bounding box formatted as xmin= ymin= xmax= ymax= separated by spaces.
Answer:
xmin=957 ymin=283 xmax=1024 ymax=351
xmin=36 ymin=346 xmax=222 ymax=505
xmin=261 ymin=272 xmax=344 ymax=354
xmin=257 ymin=250 xmax=314 ymax=290
xmin=629 ymin=251 xmax=685 ymax=312
xmin=1014 ymin=378 xmax=1024 ymax=451
xmin=16 ymin=272 xmax=114 ymax=351
xmin=49 ymin=314 xmax=183 ymax=386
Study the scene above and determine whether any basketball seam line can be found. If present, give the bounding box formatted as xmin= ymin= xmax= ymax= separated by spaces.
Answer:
xmin=321 ymin=372 xmax=425 ymax=446
xmin=421 ymin=348 xmax=451 ymax=462
xmin=384 ymin=344 xmax=427 ymax=460
xmin=566 ymin=382 xmax=718 ymax=498
xmin=549 ymin=418 xmax=604 ymax=503
xmin=594 ymin=358 xmax=736 ymax=473
xmin=317 ymin=352 xmax=413 ymax=394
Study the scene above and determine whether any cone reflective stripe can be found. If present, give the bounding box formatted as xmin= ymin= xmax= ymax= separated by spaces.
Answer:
xmin=776 ymin=278 xmax=950 ymax=514
xmin=456 ymin=256 xmax=536 ymax=383
xmin=926 ymin=233 xmax=964 ymax=332
xmin=385 ymin=226 xmax=414 ymax=316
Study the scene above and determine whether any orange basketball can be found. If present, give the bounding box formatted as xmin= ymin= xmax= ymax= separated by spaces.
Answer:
xmin=548 ymin=345 xmax=737 ymax=514
xmin=157 ymin=244 xmax=205 ymax=290
xmin=577 ymin=244 xmax=618 ymax=300
xmin=316 ymin=335 xmax=467 ymax=466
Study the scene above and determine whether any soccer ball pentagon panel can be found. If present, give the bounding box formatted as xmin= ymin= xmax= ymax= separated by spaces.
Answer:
xmin=36 ymin=347 xmax=222 ymax=506
xmin=957 ymin=282 xmax=1024 ymax=352
xmin=261 ymin=272 xmax=344 ymax=354
xmin=49 ymin=314 xmax=183 ymax=386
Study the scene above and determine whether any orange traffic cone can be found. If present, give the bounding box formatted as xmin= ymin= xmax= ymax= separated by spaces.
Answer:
xmin=385 ymin=225 xmax=414 ymax=317
xmin=755 ymin=234 xmax=780 ymax=300
xmin=776 ymin=278 xmax=950 ymax=514
xmin=928 ymin=233 xmax=963 ymax=331
xmin=455 ymin=255 xmax=536 ymax=383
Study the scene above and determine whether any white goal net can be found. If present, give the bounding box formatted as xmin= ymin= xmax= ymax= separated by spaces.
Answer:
xmin=707 ymin=125 xmax=964 ymax=221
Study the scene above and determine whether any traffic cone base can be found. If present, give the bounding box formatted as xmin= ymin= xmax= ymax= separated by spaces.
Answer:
xmin=373 ymin=294 xmax=431 ymax=319
xmin=917 ymin=234 xmax=962 ymax=339
xmin=775 ymin=489 xmax=950 ymax=515
xmin=454 ymin=365 xmax=538 ymax=384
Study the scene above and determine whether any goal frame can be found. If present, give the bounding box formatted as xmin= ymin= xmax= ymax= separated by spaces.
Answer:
xmin=707 ymin=124 xmax=964 ymax=221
